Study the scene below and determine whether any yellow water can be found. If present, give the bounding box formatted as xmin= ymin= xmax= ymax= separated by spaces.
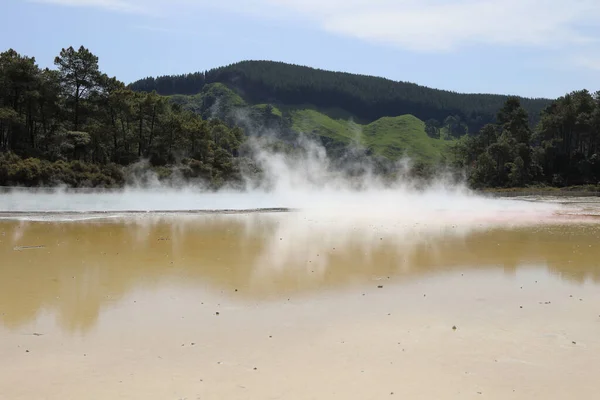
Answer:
xmin=1 ymin=210 xmax=600 ymax=399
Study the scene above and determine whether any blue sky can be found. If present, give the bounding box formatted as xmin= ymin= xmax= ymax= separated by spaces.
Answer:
xmin=2 ymin=0 xmax=600 ymax=98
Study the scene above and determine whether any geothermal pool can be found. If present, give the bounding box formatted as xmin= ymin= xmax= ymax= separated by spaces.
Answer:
xmin=1 ymin=191 xmax=599 ymax=399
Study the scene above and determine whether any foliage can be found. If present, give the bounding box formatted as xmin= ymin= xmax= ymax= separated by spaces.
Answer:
xmin=158 ymin=83 xmax=451 ymax=166
xmin=453 ymin=93 xmax=600 ymax=188
xmin=0 ymin=47 xmax=246 ymax=187
xmin=4 ymin=47 xmax=598 ymax=189
xmin=0 ymin=152 xmax=124 ymax=187
xmin=129 ymin=60 xmax=551 ymax=132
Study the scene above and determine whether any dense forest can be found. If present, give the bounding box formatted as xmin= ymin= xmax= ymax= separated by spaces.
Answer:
xmin=0 ymin=46 xmax=247 ymax=188
xmin=2 ymin=46 xmax=599 ymax=189
xmin=453 ymin=92 xmax=600 ymax=188
xmin=130 ymin=60 xmax=552 ymax=133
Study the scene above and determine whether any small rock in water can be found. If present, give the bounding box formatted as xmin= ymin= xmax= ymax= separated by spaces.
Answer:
xmin=215 ymin=312 xmax=220 ymax=316
xmin=452 ymin=326 xmax=457 ymax=331
xmin=378 ymin=285 xmax=383 ymax=289
xmin=25 ymin=350 xmax=29 ymax=353
xmin=572 ymin=341 xmax=577 ymax=345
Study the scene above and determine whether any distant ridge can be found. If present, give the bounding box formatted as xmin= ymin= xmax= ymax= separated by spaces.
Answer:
xmin=129 ymin=60 xmax=552 ymax=131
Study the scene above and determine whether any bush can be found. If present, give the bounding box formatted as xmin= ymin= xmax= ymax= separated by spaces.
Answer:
xmin=0 ymin=152 xmax=124 ymax=188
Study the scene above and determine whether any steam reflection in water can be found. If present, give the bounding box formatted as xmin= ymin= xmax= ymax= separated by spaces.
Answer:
xmin=1 ymin=212 xmax=600 ymax=334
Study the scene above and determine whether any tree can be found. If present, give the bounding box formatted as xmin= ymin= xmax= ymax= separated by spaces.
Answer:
xmin=497 ymin=96 xmax=531 ymax=144
xmin=425 ymin=119 xmax=440 ymax=138
xmin=479 ymin=124 xmax=498 ymax=148
xmin=0 ymin=47 xmax=251 ymax=188
xmin=54 ymin=46 xmax=101 ymax=131
xmin=130 ymin=60 xmax=551 ymax=133
xmin=444 ymin=115 xmax=468 ymax=137
xmin=470 ymin=152 xmax=497 ymax=188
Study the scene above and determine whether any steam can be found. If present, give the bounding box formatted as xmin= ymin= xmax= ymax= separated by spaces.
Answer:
xmin=0 ymin=133 xmax=564 ymax=222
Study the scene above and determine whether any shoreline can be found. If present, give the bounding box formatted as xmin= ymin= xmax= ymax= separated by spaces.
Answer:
xmin=481 ymin=188 xmax=600 ymax=197
xmin=2 ymin=185 xmax=600 ymax=196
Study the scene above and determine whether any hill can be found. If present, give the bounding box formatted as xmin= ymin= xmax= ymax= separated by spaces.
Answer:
xmin=290 ymin=110 xmax=449 ymax=163
xmin=129 ymin=60 xmax=552 ymax=132
xmin=162 ymin=83 xmax=450 ymax=165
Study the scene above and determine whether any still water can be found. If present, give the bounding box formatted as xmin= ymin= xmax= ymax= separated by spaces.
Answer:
xmin=1 ymin=197 xmax=600 ymax=399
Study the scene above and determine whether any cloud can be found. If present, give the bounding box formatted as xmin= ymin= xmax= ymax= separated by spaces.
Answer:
xmin=263 ymin=0 xmax=600 ymax=52
xmin=31 ymin=0 xmax=150 ymax=14
xmin=572 ymin=55 xmax=600 ymax=71
xmin=30 ymin=0 xmax=600 ymax=52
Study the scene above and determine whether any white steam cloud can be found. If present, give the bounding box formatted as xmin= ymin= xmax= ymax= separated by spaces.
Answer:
xmin=0 ymin=133 xmax=567 ymax=231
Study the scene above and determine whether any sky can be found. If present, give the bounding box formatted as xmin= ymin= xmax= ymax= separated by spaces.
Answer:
xmin=2 ymin=0 xmax=600 ymax=98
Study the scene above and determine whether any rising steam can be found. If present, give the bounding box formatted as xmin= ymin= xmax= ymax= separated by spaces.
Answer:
xmin=0 ymin=134 xmax=565 ymax=224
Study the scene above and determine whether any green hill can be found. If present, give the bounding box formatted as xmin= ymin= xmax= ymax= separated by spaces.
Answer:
xmin=130 ymin=60 xmax=552 ymax=132
xmin=290 ymin=110 xmax=449 ymax=163
xmin=129 ymin=60 xmax=555 ymax=165
xmin=363 ymin=115 xmax=449 ymax=162
xmin=161 ymin=82 xmax=450 ymax=164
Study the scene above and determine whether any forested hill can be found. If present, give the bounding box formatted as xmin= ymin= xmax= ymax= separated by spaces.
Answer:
xmin=129 ymin=60 xmax=552 ymax=132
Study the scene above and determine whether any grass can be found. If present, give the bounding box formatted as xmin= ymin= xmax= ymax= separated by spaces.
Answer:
xmin=291 ymin=109 xmax=361 ymax=145
xmin=362 ymin=115 xmax=450 ymax=162
xmin=290 ymin=110 xmax=451 ymax=164
xmin=168 ymin=88 xmax=453 ymax=165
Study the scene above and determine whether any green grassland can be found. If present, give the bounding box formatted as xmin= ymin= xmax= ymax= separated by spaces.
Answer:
xmin=290 ymin=109 xmax=451 ymax=164
xmin=170 ymin=83 xmax=453 ymax=165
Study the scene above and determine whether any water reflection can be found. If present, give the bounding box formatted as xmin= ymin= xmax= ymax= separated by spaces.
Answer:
xmin=1 ymin=213 xmax=600 ymax=333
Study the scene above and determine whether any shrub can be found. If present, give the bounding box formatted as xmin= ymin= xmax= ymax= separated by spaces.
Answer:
xmin=0 ymin=153 xmax=124 ymax=188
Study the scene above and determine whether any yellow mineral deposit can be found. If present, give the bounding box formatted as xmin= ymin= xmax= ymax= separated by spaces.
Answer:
xmin=1 ymin=195 xmax=599 ymax=399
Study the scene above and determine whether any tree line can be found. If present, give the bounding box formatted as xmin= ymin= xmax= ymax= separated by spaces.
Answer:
xmin=3 ymin=46 xmax=598 ymax=189
xmin=129 ymin=60 xmax=552 ymax=133
xmin=0 ymin=46 xmax=246 ymax=187
xmin=453 ymin=91 xmax=600 ymax=188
